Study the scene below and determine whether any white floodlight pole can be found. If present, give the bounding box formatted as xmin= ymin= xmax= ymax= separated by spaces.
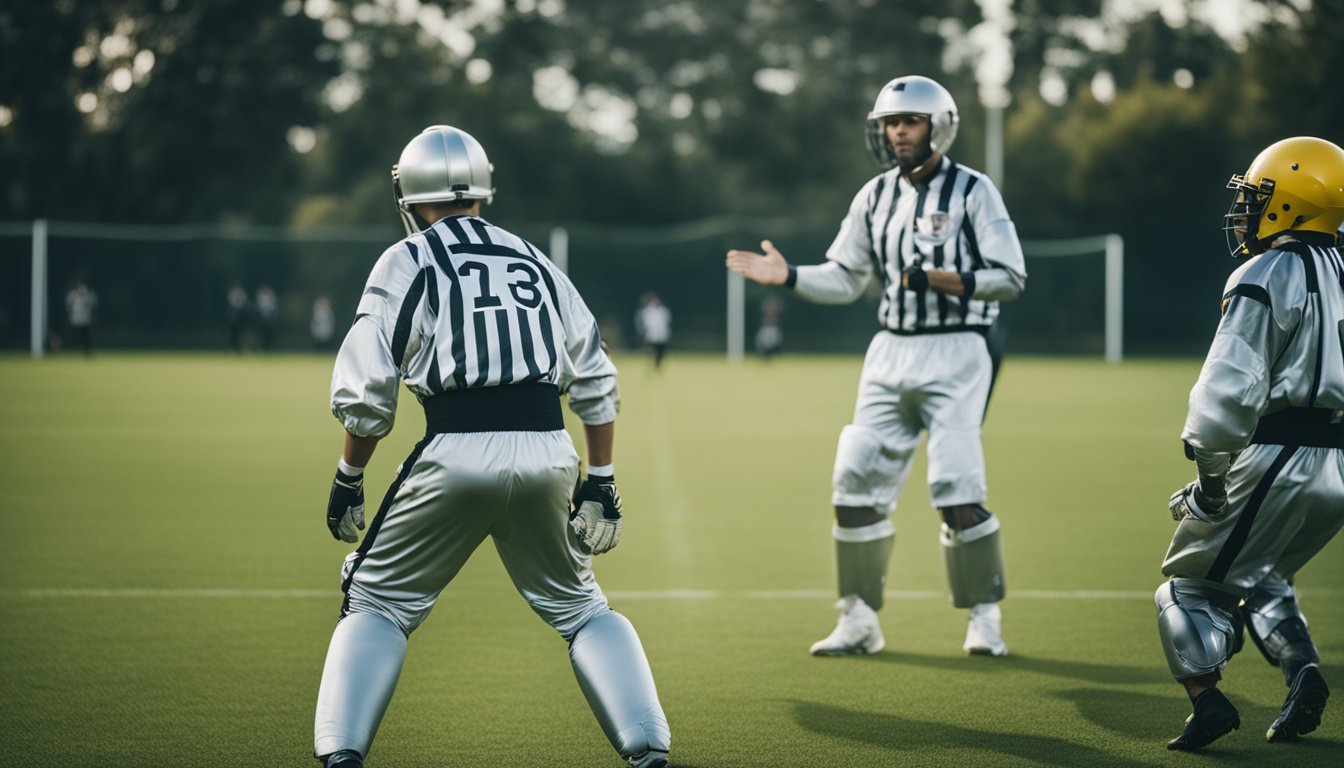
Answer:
xmin=1105 ymin=233 xmax=1124 ymax=363
xmin=549 ymin=226 xmax=569 ymax=274
xmin=985 ymin=103 xmax=1004 ymax=188
xmin=31 ymin=219 xmax=48 ymax=359
xmin=727 ymin=271 xmax=744 ymax=362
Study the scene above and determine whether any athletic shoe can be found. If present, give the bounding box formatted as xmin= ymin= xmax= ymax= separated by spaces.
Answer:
xmin=628 ymin=748 xmax=669 ymax=768
xmin=323 ymin=749 xmax=363 ymax=768
xmin=1167 ymin=688 xmax=1240 ymax=751
xmin=809 ymin=596 xmax=884 ymax=656
xmin=963 ymin=602 xmax=1008 ymax=656
xmin=1267 ymin=664 xmax=1329 ymax=742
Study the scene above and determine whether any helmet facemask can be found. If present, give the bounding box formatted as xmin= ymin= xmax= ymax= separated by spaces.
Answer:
xmin=1224 ymin=175 xmax=1272 ymax=258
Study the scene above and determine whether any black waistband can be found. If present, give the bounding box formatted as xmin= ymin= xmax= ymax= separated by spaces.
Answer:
xmin=1251 ymin=407 xmax=1344 ymax=448
xmin=882 ymin=324 xmax=989 ymax=337
xmin=423 ymin=383 xmax=564 ymax=434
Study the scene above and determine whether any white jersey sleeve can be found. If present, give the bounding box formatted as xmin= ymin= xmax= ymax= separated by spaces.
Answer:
xmin=1181 ymin=248 xmax=1311 ymax=473
xmin=793 ymin=178 xmax=878 ymax=304
xmin=963 ymin=176 xmax=1026 ymax=301
xmin=552 ymin=269 xmax=619 ymax=425
xmin=330 ymin=243 xmax=420 ymax=438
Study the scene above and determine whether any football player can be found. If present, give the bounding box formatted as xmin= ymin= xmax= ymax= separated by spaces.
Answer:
xmin=1158 ymin=136 xmax=1344 ymax=750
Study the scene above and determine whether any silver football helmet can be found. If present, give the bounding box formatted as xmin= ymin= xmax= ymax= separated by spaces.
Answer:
xmin=865 ymin=76 xmax=959 ymax=171
xmin=392 ymin=125 xmax=494 ymax=234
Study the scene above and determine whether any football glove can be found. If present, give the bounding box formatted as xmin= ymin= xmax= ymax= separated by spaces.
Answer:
xmin=1169 ymin=480 xmax=1228 ymax=523
xmin=570 ymin=474 xmax=622 ymax=555
xmin=327 ymin=468 xmax=366 ymax=542
xmin=902 ymin=265 xmax=929 ymax=292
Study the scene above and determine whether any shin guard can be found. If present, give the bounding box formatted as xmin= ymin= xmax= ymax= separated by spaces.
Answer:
xmin=834 ymin=519 xmax=895 ymax=611
xmin=570 ymin=611 xmax=671 ymax=761
xmin=1242 ymin=586 xmax=1321 ymax=684
xmin=940 ymin=515 xmax=1006 ymax=608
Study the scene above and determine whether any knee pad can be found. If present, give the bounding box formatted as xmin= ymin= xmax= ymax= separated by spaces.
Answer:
xmin=1155 ymin=580 xmax=1239 ymax=680
xmin=1241 ymin=588 xmax=1319 ymax=670
xmin=939 ymin=514 xmax=1006 ymax=608
xmin=570 ymin=611 xmax=671 ymax=759
xmin=832 ymin=425 xmax=896 ymax=508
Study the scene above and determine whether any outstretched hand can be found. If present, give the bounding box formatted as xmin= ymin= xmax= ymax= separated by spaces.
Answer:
xmin=726 ymin=240 xmax=789 ymax=286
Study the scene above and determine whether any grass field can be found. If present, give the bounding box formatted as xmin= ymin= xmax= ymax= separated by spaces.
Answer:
xmin=0 ymin=352 xmax=1340 ymax=767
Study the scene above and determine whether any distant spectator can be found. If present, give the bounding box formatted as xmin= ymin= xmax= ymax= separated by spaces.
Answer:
xmin=754 ymin=296 xmax=783 ymax=360
xmin=311 ymin=294 xmax=336 ymax=350
xmin=635 ymin=292 xmax=672 ymax=370
xmin=226 ymin=282 xmax=249 ymax=354
xmin=255 ymin=285 xmax=279 ymax=352
xmin=65 ymin=281 xmax=97 ymax=357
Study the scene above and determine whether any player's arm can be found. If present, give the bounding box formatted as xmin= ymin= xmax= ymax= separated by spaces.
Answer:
xmin=1172 ymin=258 xmax=1298 ymax=521
xmin=325 ymin=246 xmax=412 ymax=542
xmin=933 ymin=175 xmax=1025 ymax=302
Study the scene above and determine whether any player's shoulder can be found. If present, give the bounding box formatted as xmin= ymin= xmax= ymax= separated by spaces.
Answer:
xmin=1223 ymin=245 xmax=1314 ymax=308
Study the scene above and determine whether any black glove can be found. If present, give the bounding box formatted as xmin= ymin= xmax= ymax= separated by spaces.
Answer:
xmin=903 ymin=265 xmax=929 ymax=292
xmin=327 ymin=468 xmax=366 ymax=542
xmin=570 ymin=475 xmax=622 ymax=554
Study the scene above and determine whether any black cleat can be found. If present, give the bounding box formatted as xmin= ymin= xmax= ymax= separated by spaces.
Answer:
xmin=1167 ymin=688 xmax=1240 ymax=751
xmin=323 ymin=750 xmax=363 ymax=768
xmin=1268 ymin=664 xmax=1329 ymax=742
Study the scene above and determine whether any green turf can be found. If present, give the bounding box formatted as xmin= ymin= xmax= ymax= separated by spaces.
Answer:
xmin=0 ymin=352 xmax=1339 ymax=767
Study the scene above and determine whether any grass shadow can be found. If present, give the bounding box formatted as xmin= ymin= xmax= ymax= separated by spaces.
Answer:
xmin=789 ymin=699 xmax=1144 ymax=768
xmin=855 ymin=649 xmax=1170 ymax=685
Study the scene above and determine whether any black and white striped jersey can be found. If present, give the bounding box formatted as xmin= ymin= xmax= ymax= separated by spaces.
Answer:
xmin=794 ymin=156 xmax=1026 ymax=333
xmin=332 ymin=215 xmax=616 ymax=437
xmin=1183 ymin=237 xmax=1344 ymax=467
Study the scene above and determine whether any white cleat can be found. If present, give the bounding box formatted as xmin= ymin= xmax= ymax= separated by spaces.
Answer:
xmin=963 ymin=602 xmax=1008 ymax=656
xmin=628 ymin=749 xmax=669 ymax=768
xmin=809 ymin=596 xmax=885 ymax=656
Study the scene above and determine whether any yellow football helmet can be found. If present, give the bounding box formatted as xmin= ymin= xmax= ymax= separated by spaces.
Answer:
xmin=1225 ymin=136 xmax=1344 ymax=257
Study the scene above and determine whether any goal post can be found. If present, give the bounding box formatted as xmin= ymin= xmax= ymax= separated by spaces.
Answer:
xmin=1019 ymin=234 xmax=1124 ymax=363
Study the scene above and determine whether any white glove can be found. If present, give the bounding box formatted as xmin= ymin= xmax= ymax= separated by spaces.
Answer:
xmin=1169 ymin=480 xmax=1228 ymax=523
xmin=570 ymin=475 xmax=623 ymax=554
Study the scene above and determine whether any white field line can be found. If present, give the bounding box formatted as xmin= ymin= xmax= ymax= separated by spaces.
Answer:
xmin=7 ymin=587 xmax=1338 ymax=600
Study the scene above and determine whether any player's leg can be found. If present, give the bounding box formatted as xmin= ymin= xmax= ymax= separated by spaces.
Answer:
xmin=314 ymin=436 xmax=496 ymax=765
xmin=814 ymin=333 xmax=923 ymax=656
xmin=493 ymin=432 xmax=670 ymax=767
xmin=1254 ymin=446 xmax=1344 ymax=742
xmin=1154 ymin=578 xmax=1243 ymax=750
xmin=1156 ymin=442 xmax=1334 ymax=749
xmin=922 ymin=333 xmax=1005 ymax=655
xmin=1249 ymin=575 xmax=1331 ymax=743
xmin=815 ymin=422 xmax=917 ymax=655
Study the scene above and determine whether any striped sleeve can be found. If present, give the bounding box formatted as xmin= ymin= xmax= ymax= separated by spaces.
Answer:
xmin=963 ymin=175 xmax=1026 ymax=301
xmin=330 ymin=242 xmax=421 ymax=437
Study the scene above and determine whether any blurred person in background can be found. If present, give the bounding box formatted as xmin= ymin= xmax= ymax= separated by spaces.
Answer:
xmin=226 ymin=281 xmax=249 ymax=354
xmin=312 ymin=125 xmax=670 ymax=768
xmin=754 ymin=296 xmax=784 ymax=361
xmin=255 ymin=284 xmax=279 ymax=352
xmin=727 ymin=75 xmax=1026 ymax=659
xmin=65 ymin=280 xmax=97 ymax=357
xmin=1157 ymin=136 xmax=1344 ymax=751
xmin=635 ymin=292 xmax=672 ymax=370
xmin=311 ymin=294 xmax=336 ymax=351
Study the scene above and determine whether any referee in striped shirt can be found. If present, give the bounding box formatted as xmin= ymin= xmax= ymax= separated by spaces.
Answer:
xmin=728 ymin=75 xmax=1026 ymax=659
xmin=312 ymin=126 xmax=670 ymax=768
